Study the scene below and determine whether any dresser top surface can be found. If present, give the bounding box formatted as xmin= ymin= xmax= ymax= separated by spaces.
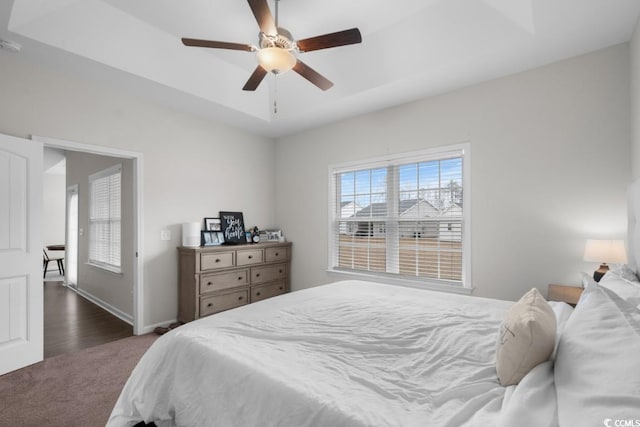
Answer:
xmin=178 ymin=241 xmax=291 ymax=253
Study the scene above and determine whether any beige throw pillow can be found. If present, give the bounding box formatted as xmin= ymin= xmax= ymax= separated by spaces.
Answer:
xmin=496 ymin=288 xmax=556 ymax=386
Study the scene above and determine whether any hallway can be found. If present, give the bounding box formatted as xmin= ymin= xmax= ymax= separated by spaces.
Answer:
xmin=44 ymin=279 xmax=132 ymax=358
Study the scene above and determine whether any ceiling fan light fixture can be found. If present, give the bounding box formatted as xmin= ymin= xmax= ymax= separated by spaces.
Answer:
xmin=257 ymin=47 xmax=296 ymax=74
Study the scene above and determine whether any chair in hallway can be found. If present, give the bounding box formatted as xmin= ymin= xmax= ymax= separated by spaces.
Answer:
xmin=43 ymin=249 xmax=65 ymax=278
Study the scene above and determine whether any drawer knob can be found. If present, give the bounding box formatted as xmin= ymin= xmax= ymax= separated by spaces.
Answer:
xmin=248 ymin=255 xmax=253 ymax=259
xmin=207 ymin=303 xmax=213 ymax=307
xmin=238 ymin=276 xmax=243 ymax=281
xmin=256 ymin=273 xmax=260 ymax=277
xmin=279 ymin=286 xmax=283 ymax=290
xmin=238 ymin=296 xmax=243 ymax=301
xmin=207 ymin=282 xmax=212 ymax=286
xmin=279 ymin=269 xmax=283 ymax=273
xmin=275 ymin=252 xmax=279 ymax=256
xmin=256 ymin=292 xmax=261 ymax=296
xmin=215 ymin=259 xmax=220 ymax=263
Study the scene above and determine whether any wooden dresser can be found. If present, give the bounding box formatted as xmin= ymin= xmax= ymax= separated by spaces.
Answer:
xmin=177 ymin=242 xmax=291 ymax=323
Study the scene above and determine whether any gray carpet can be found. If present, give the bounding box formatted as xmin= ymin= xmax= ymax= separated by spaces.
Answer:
xmin=0 ymin=333 xmax=157 ymax=426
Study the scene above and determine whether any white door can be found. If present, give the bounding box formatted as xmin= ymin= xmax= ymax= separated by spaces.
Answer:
xmin=0 ymin=133 xmax=43 ymax=375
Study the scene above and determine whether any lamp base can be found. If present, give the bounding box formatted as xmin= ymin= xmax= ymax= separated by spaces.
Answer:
xmin=593 ymin=263 xmax=609 ymax=282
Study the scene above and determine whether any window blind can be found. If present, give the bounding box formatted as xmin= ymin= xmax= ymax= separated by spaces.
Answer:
xmin=89 ymin=164 xmax=121 ymax=272
xmin=329 ymin=147 xmax=467 ymax=286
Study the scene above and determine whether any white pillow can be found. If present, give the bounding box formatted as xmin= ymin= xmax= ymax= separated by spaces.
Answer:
xmin=579 ymin=272 xmax=598 ymax=290
xmin=608 ymin=263 xmax=640 ymax=283
xmin=554 ymin=286 xmax=640 ymax=425
xmin=598 ymin=272 xmax=640 ymax=309
xmin=495 ymin=288 xmax=556 ymax=386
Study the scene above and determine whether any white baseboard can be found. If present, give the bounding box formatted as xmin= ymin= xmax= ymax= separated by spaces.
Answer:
xmin=71 ymin=286 xmax=134 ymax=325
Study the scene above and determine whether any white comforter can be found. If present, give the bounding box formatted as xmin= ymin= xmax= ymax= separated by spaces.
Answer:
xmin=108 ymin=280 xmax=562 ymax=427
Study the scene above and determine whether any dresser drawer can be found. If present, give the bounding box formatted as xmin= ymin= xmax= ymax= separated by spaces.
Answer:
xmin=251 ymin=281 xmax=287 ymax=303
xmin=251 ymin=263 xmax=288 ymax=284
xmin=200 ymin=251 xmax=234 ymax=271
xmin=237 ymin=249 xmax=263 ymax=266
xmin=200 ymin=270 xmax=249 ymax=294
xmin=265 ymin=246 xmax=289 ymax=263
xmin=200 ymin=289 xmax=248 ymax=317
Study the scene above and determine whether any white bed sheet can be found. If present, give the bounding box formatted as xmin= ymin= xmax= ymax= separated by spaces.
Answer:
xmin=108 ymin=280 xmax=558 ymax=427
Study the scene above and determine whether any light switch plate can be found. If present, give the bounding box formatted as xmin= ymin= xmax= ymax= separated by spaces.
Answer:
xmin=160 ymin=230 xmax=171 ymax=241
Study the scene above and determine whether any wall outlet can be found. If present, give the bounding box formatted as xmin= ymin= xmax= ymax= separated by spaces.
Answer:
xmin=160 ymin=229 xmax=171 ymax=241
xmin=79 ymin=228 xmax=84 ymax=236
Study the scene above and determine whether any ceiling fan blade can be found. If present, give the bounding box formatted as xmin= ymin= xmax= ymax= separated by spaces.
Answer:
xmin=293 ymin=60 xmax=333 ymax=91
xmin=182 ymin=38 xmax=254 ymax=52
xmin=243 ymin=66 xmax=268 ymax=91
xmin=247 ymin=0 xmax=277 ymax=36
xmin=296 ymin=28 xmax=362 ymax=53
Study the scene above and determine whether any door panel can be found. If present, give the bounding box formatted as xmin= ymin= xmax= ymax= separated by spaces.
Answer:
xmin=0 ymin=276 xmax=28 ymax=343
xmin=0 ymin=133 xmax=43 ymax=375
xmin=0 ymin=151 xmax=27 ymax=250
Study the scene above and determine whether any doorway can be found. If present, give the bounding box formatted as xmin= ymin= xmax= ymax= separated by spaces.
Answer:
xmin=66 ymin=184 xmax=78 ymax=287
xmin=35 ymin=135 xmax=144 ymax=336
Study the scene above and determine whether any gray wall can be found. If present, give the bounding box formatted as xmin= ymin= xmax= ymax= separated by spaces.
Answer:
xmin=66 ymin=151 xmax=134 ymax=317
xmin=276 ymin=44 xmax=631 ymax=302
xmin=0 ymin=52 xmax=276 ymax=330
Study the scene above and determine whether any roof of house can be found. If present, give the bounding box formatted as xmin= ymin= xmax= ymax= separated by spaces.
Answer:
xmin=352 ymin=198 xmax=462 ymax=219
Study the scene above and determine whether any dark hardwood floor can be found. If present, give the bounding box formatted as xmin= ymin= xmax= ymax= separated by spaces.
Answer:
xmin=44 ymin=280 xmax=133 ymax=358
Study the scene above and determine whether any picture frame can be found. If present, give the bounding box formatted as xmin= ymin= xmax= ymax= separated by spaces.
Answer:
xmin=201 ymin=230 xmax=224 ymax=246
xmin=264 ymin=229 xmax=282 ymax=241
xmin=219 ymin=211 xmax=247 ymax=244
xmin=204 ymin=217 xmax=221 ymax=231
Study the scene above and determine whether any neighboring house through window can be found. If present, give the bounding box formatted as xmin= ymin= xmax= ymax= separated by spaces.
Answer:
xmin=88 ymin=164 xmax=122 ymax=273
xmin=329 ymin=144 xmax=470 ymax=290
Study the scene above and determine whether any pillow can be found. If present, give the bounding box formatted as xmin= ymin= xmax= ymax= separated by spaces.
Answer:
xmin=598 ymin=271 xmax=640 ymax=309
xmin=579 ymin=271 xmax=598 ymax=290
xmin=554 ymin=285 xmax=640 ymax=425
xmin=495 ymin=288 xmax=556 ymax=386
xmin=607 ymin=263 xmax=640 ymax=283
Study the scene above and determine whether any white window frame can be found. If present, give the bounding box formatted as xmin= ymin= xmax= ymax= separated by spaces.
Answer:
xmin=87 ymin=163 xmax=122 ymax=274
xmin=327 ymin=143 xmax=472 ymax=294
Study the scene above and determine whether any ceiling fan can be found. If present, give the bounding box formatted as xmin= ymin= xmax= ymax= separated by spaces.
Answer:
xmin=181 ymin=0 xmax=362 ymax=91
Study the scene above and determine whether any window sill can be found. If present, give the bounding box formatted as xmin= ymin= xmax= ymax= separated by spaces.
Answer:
xmin=86 ymin=262 xmax=123 ymax=276
xmin=326 ymin=269 xmax=473 ymax=296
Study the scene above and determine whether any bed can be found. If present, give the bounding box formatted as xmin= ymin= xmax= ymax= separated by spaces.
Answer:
xmin=108 ymin=182 xmax=640 ymax=427
xmin=109 ymin=280 xmax=567 ymax=427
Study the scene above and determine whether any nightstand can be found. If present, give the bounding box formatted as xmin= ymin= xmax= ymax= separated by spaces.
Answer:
xmin=548 ymin=284 xmax=583 ymax=307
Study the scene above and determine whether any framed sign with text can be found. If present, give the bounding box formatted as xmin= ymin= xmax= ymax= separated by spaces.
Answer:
xmin=219 ymin=211 xmax=247 ymax=244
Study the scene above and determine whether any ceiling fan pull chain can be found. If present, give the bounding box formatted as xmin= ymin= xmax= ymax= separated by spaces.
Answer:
xmin=274 ymin=74 xmax=278 ymax=114
xmin=275 ymin=0 xmax=279 ymax=28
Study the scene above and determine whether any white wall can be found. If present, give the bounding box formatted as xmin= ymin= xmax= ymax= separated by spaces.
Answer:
xmin=631 ymin=18 xmax=640 ymax=180
xmin=0 ymin=52 xmax=276 ymax=329
xmin=276 ymin=44 xmax=631 ymax=302
xmin=42 ymin=171 xmax=65 ymax=272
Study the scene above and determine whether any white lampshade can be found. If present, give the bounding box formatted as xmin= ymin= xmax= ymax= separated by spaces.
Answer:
xmin=256 ymin=47 xmax=296 ymax=74
xmin=583 ymin=239 xmax=627 ymax=264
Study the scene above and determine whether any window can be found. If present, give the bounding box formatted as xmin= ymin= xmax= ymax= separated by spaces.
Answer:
xmin=329 ymin=144 xmax=470 ymax=289
xmin=88 ymin=164 xmax=122 ymax=273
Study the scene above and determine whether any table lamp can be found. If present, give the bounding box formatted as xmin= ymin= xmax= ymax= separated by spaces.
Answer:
xmin=583 ymin=239 xmax=627 ymax=282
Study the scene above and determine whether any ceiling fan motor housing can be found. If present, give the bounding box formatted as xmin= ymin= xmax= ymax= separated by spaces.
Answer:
xmin=259 ymin=28 xmax=296 ymax=51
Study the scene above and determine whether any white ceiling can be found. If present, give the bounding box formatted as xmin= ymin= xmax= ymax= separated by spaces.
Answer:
xmin=2 ymin=0 xmax=640 ymax=138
